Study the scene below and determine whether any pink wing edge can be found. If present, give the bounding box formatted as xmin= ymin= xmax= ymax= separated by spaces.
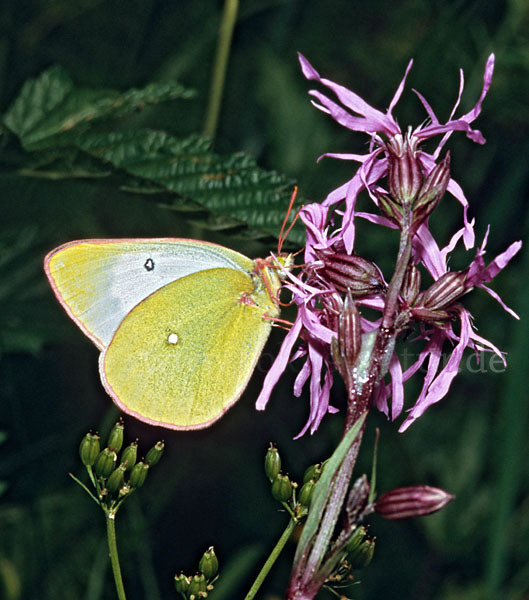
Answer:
xmin=43 ymin=237 xmax=249 ymax=353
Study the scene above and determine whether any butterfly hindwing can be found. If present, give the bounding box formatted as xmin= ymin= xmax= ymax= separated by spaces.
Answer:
xmin=100 ymin=267 xmax=276 ymax=429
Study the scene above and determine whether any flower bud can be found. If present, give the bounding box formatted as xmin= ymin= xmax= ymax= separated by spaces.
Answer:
xmin=315 ymin=250 xmax=385 ymax=296
xmin=375 ymin=485 xmax=454 ymax=519
xmin=129 ymin=461 xmax=149 ymax=488
xmin=411 ymin=152 xmax=450 ymax=232
xmin=79 ymin=432 xmax=100 ymax=467
xmin=303 ymin=462 xmax=323 ymax=484
xmin=386 ymin=134 xmax=422 ymax=205
xmin=120 ymin=442 xmax=138 ymax=471
xmin=348 ymin=537 xmax=375 ymax=569
xmin=264 ymin=444 xmax=281 ymax=482
xmin=345 ymin=525 xmax=368 ymax=554
xmin=94 ymin=448 xmax=117 ymax=479
xmin=199 ymin=546 xmax=219 ymax=580
xmin=401 ymin=264 xmax=421 ymax=306
xmin=336 ymin=291 xmax=362 ymax=370
xmin=375 ymin=191 xmax=404 ymax=228
xmin=188 ymin=573 xmax=207 ymax=598
xmin=271 ymin=474 xmax=293 ymax=503
xmin=410 ymin=306 xmax=453 ymax=325
xmin=145 ymin=441 xmax=164 ymax=466
xmin=420 ymin=270 xmax=468 ymax=311
xmin=106 ymin=464 xmax=126 ymax=493
xmin=107 ymin=420 xmax=124 ymax=453
xmin=174 ymin=573 xmax=190 ymax=596
xmin=298 ymin=478 xmax=317 ymax=507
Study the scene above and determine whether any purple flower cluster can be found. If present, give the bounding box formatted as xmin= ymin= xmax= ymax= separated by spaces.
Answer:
xmin=257 ymin=53 xmax=521 ymax=435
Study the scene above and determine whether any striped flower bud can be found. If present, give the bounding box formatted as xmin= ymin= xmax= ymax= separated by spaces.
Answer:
xmin=199 ymin=547 xmax=219 ymax=581
xmin=107 ymin=420 xmax=124 ymax=453
xmin=188 ymin=573 xmax=207 ymax=598
xmin=348 ymin=537 xmax=375 ymax=569
xmin=174 ymin=573 xmax=190 ymax=596
xmin=302 ymin=461 xmax=323 ymax=484
xmin=335 ymin=291 xmax=362 ymax=372
xmin=386 ymin=134 xmax=422 ymax=205
xmin=129 ymin=461 xmax=149 ymax=488
xmin=401 ymin=264 xmax=421 ymax=306
xmin=411 ymin=152 xmax=451 ymax=232
xmin=106 ymin=463 xmax=126 ymax=494
xmin=420 ymin=270 xmax=468 ymax=311
xmin=79 ymin=432 xmax=100 ymax=467
xmin=271 ymin=474 xmax=293 ymax=503
xmin=145 ymin=441 xmax=164 ymax=466
xmin=264 ymin=444 xmax=281 ymax=482
xmin=375 ymin=485 xmax=454 ymax=519
xmin=315 ymin=250 xmax=385 ymax=297
xmin=298 ymin=478 xmax=317 ymax=507
xmin=94 ymin=448 xmax=117 ymax=479
xmin=375 ymin=191 xmax=404 ymax=228
xmin=344 ymin=525 xmax=367 ymax=553
xmin=120 ymin=442 xmax=138 ymax=471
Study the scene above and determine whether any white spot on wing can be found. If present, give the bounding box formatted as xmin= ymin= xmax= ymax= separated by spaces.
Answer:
xmin=167 ymin=332 xmax=179 ymax=345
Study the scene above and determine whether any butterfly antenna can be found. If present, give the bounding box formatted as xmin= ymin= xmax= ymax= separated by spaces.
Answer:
xmin=278 ymin=187 xmax=299 ymax=254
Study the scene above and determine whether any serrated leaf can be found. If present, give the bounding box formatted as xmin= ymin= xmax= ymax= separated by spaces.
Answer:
xmin=3 ymin=65 xmax=195 ymax=151
xmin=3 ymin=67 xmax=306 ymax=244
xmin=71 ymin=128 xmax=304 ymax=242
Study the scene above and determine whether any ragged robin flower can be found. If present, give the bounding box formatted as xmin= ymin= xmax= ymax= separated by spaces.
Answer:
xmin=256 ymin=53 xmax=521 ymax=435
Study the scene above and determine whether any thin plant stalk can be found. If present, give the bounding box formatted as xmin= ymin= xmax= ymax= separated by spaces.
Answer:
xmin=244 ymin=518 xmax=297 ymax=600
xmin=106 ymin=511 xmax=127 ymax=600
xmin=203 ymin=0 xmax=240 ymax=140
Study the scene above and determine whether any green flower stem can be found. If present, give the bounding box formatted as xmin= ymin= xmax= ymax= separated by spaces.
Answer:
xmin=203 ymin=0 xmax=239 ymax=140
xmin=106 ymin=511 xmax=127 ymax=600
xmin=245 ymin=518 xmax=297 ymax=600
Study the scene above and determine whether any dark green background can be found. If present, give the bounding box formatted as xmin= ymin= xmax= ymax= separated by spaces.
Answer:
xmin=0 ymin=1 xmax=527 ymax=599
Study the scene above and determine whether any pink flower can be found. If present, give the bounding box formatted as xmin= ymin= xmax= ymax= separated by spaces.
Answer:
xmin=298 ymin=52 xmax=496 ymax=253
xmin=256 ymin=53 xmax=521 ymax=436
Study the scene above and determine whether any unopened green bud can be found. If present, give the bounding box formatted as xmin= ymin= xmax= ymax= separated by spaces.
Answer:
xmin=298 ymin=478 xmax=317 ymax=507
xmin=94 ymin=448 xmax=117 ymax=479
xmin=264 ymin=444 xmax=281 ymax=482
xmin=199 ymin=546 xmax=219 ymax=580
xmin=120 ymin=442 xmax=138 ymax=470
xmin=107 ymin=420 xmax=124 ymax=452
xmin=188 ymin=573 xmax=207 ymax=598
xmin=271 ymin=474 xmax=293 ymax=503
xmin=107 ymin=464 xmax=126 ymax=493
xmin=174 ymin=573 xmax=190 ymax=596
xmin=129 ymin=461 xmax=149 ymax=488
xmin=344 ymin=525 xmax=367 ymax=553
xmin=303 ymin=462 xmax=323 ymax=484
xmin=79 ymin=432 xmax=100 ymax=467
xmin=145 ymin=441 xmax=164 ymax=466
xmin=348 ymin=537 xmax=375 ymax=569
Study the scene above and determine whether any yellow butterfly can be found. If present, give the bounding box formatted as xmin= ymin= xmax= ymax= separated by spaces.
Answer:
xmin=45 ymin=238 xmax=286 ymax=430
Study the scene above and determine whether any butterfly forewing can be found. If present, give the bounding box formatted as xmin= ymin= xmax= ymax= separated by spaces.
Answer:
xmin=44 ymin=239 xmax=254 ymax=349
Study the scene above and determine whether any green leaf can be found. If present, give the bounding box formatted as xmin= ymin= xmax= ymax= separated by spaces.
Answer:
xmin=3 ymin=66 xmax=304 ymax=243
xmin=71 ymin=129 xmax=300 ymax=240
xmin=3 ymin=65 xmax=195 ymax=151
xmin=292 ymin=413 xmax=367 ymax=575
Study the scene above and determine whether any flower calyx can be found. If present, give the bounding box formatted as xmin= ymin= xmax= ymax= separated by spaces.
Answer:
xmin=314 ymin=249 xmax=386 ymax=297
xmin=375 ymin=485 xmax=454 ymax=519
